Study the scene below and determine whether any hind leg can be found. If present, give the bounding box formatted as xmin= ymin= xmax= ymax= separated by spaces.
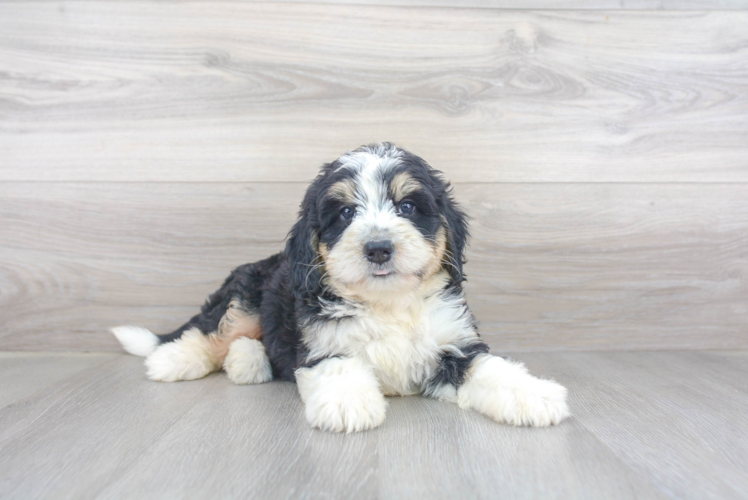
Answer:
xmin=223 ymin=338 xmax=273 ymax=385
xmin=215 ymin=299 xmax=270 ymax=384
xmin=145 ymin=328 xmax=221 ymax=382
xmin=145 ymin=298 xmax=266 ymax=383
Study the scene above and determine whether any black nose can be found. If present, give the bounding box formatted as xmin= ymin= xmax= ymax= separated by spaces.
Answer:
xmin=365 ymin=240 xmax=394 ymax=264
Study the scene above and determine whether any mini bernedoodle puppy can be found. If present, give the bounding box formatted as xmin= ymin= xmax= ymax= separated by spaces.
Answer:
xmin=113 ymin=143 xmax=569 ymax=433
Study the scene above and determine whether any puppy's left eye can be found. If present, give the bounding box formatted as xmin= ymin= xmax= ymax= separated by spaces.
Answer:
xmin=398 ymin=201 xmax=415 ymax=215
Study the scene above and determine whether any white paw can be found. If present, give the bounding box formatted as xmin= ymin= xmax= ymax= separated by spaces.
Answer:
xmin=295 ymin=357 xmax=387 ymax=433
xmin=144 ymin=329 xmax=218 ymax=382
xmin=458 ymin=354 xmax=570 ymax=427
xmin=223 ymin=338 xmax=273 ymax=385
xmin=505 ymin=376 xmax=569 ymax=427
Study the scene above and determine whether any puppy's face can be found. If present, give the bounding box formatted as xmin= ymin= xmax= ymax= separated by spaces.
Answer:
xmin=318 ymin=154 xmax=445 ymax=296
xmin=288 ymin=144 xmax=468 ymax=301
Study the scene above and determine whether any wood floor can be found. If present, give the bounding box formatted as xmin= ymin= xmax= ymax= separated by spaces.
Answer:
xmin=1 ymin=350 xmax=746 ymax=500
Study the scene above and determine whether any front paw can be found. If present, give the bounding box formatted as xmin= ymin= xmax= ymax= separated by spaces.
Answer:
xmin=296 ymin=357 xmax=387 ymax=433
xmin=458 ymin=354 xmax=570 ymax=427
xmin=505 ymin=376 xmax=569 ymax=427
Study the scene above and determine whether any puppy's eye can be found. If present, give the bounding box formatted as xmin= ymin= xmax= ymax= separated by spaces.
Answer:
xmin=340 ymin=206 xmax=355 ymax=221
xmin=398 ymin=201 xmax=415 ymax=215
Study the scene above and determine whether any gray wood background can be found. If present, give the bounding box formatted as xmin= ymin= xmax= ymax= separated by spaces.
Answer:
xmin=1 ymin=1 xmax=746 ymax=352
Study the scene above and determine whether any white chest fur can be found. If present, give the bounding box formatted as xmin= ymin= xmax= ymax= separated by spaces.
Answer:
xmin=304 ymin=287 xmax=477 ymax=396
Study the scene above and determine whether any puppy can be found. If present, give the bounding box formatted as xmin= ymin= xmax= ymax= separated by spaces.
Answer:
xmin=112 ymin=143 xmax=569 ymax=432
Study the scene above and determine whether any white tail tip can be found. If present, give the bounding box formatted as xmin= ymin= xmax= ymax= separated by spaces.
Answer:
xmin=111 ymin=326 xmax=159 ymax=357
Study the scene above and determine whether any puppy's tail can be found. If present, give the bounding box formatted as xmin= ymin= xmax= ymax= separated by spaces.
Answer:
xmin=111 ymin=326 xmax=160 ymax=357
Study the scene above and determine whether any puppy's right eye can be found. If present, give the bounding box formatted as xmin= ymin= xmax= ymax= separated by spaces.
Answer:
xmin=340 ymin=207 xmax=355 ymax=221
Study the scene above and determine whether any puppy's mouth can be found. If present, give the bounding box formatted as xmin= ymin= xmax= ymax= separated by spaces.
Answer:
xmin=372 ymin=269 xmax=395 ymax=278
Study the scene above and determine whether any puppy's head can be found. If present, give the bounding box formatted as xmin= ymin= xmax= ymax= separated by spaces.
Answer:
xmin=287 ymin=143 xmax=468 ymax=301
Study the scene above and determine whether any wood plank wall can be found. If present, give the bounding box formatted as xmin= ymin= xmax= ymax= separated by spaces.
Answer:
xmin=1 ymin=1 xmax=746 ymax=352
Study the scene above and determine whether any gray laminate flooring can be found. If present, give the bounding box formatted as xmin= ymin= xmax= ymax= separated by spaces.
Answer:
xmin=0 ymin=351 xmax=746 ymax=499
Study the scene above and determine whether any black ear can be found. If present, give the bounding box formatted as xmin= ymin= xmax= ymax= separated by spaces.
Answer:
xmin=436 ymin=178 xmax=470 ymax=284
xmin=286 ymin=175 xmax=323 ymax=298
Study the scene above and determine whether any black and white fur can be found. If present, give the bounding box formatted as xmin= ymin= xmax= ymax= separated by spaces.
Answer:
xmin=112 ymin=143 xmax=569 ymax=432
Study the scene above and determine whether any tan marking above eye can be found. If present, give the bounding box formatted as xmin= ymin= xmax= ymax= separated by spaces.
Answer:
xmin=327 ymin=179 xmax=357 ymax=203
xmin=390 ymin=172 xmax=421 ymax=202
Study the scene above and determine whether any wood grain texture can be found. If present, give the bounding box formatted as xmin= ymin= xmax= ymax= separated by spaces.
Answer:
xmin=1 ymin=182 xmax=746 ymax=352
xmin=518 ymin=351 xmax=748 ymax=500
xmin=4 ymin=0 xmax=746 ymax=9
xmin=1 ymin=351 xmax=746 ymax=499
xmin=378 ymin=396 xmax=668 ymax=499
xmin=1 ymin=3 xmax=747 ymax=183
xmin=463 ymin=183 xmax=748 ymax=350
xmin=244 ymin=0 xmax=748 ymax=8
xmin=97 ymin=378 xmax=379 ymax=500
xmin=0 ymin=355 xmax=223 ymax=499
xmin=0 ymin=352 xmax=113 ymax=408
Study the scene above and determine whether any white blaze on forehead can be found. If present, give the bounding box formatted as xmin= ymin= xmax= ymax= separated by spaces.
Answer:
xmin=335 ymin=150 xmax=402 ymax=216
xmin=336 ymin=143 xmax=403 ymax=170
xmin=355 ymin=159 xmax=390 ymax=215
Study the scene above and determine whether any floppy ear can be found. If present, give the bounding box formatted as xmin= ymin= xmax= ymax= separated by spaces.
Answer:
xmin=286 ymin=177 xmax=323 ymax=297
xmin=436 ymin=179 xmax=470 ymax=284
xmin=403 ymin=150 xmax=470 ymax=285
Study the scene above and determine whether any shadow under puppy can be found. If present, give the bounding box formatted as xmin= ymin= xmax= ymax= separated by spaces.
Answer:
xmin=112 ymin=143 xmax=569 ymax=433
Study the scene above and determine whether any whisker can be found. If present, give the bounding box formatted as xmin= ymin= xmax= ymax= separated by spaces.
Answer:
xmin=303 ymin=258 xmax=326 ymax=293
